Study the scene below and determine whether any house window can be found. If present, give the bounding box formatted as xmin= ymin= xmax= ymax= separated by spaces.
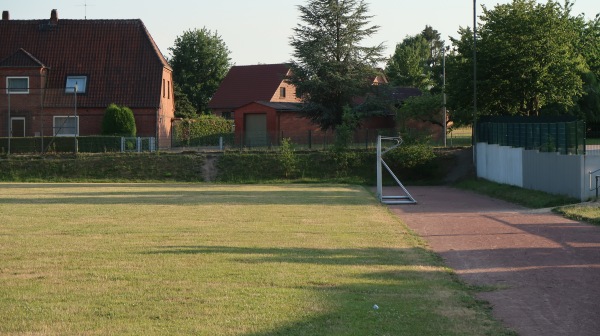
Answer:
xmin=279 ymin=87 xmax=286 ymax=98
xmin=162 ymin=79 xmax=166 ymax=97
xmin=53 ymin=116 xmax=79 ymax=136
xmin=222 ymin=111 xmax=234 ymax=120
xmin=6 ymin=77 xmax=29 ymax=94
xmin=65 ymin=76 xmax=87 ymax=93
xmin=168 ymin=81 xmax=171 ymax=99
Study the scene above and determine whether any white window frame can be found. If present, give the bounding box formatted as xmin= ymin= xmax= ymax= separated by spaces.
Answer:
xmin=65 ymin=76 xmax=87 ymax=93
xmin=6 ymin=77 xmax=29 ymax=94
xmin=53 ymin=116 xmax=79 ymax=136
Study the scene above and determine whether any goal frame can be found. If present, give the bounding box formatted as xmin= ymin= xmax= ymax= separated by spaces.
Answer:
xmin=376 ymin=135 xmax=417 ymax=204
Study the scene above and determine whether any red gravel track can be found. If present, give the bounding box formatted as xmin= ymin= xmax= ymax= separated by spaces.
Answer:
xmin=385 ymin=186 xmax=600 ymax=336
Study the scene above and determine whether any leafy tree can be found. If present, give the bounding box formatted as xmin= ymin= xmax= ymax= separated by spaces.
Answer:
xmin=385 ymin=26 xmax=445 ymax=92
xmin=385 ymin=35 xmax=432 ymax=90
xmin=447 ymin=0 xmax=587 ymax=123
xmin=169 ymin=28 xmax=232 ymax=114
xmin=288 ymin=0 xmax=385 ymax=131
xmin=398 ymin=92 xmax=444 ymax=128
xmin=421 ymin=25 xmax=444 ymax=69
xmin=569 ymin=6 xmax=600 ymax=122
xmin=173 ymin=83 xmax=197 ymax=118
xmin=101 ymin=103 xmax=137 ymax=136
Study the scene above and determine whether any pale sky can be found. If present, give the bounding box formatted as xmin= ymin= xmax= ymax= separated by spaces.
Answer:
xmin=3 ymin=0 xmax=599 ymax=66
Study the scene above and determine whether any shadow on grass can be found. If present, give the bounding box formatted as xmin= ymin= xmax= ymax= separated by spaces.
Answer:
xmin=145 ymin=245 xmax=428 ymax=267
xmin=141 ymin=245 xmax=511 ymax=335
xmin=0 ymin=184 xmax=375 ymax=206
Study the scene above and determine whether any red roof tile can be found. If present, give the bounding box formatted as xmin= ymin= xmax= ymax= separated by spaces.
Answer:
xmin=208 ymin=63 xmax=291 ymax=110
xmin=0 ymin=14 xmax=170 ymax=109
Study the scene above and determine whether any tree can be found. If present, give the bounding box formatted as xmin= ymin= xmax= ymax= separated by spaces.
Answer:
xmin=385 ymin=35 xmax=432 ymax=90
xmin=169 ymin=28 xmax=232 ymax=114
xmin=101 ymin=103 xmax=136 ymax=136
xmin=173 ymin=83 xmax=197 ymax=119
xmin=447 ymin=0 xmax=587 ymax=123
xmin=398 ymin=92 xmax=444 ymax=128
xmin=569 ymin=7 xmax=600 ymax=122
xmin=385 ymin=26 xmax=446 ymax=93
xmin=288 ymin=0 xmax=385 ymax=130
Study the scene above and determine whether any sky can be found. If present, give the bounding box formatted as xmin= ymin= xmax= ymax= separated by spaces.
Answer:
xmin=3 ymin=0 xmax=599 ymax=66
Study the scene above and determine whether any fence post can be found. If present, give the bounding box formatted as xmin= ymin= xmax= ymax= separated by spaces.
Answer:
xmin=120 ymin=137 xmax=125 ymax=152
xmin=308 ymin=130 xmax=312 ymax=150
xmin=365 ymin=129 xmax=369 ymax=149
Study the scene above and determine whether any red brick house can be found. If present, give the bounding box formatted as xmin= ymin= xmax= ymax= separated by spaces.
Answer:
xmin=0 ymin=9 xmax=175 ymax=148
xmin=208 ymin=63 xmax=409 ymax=146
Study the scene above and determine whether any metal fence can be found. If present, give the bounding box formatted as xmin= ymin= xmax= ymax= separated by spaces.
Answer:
xmin=171 ymin=126 xmax=474 ymax=151
xmin=172 ymin=128 xmax=400 ymax=151
xmin=0 ymin=136 xmax=156 ymax=154
xmin=476 ymin=119 xmax=586 ymax=155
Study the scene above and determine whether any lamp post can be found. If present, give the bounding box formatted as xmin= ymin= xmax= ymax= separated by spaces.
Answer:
xmin=473 ymin=0 xmax=478 ymax=163
xmin=442 ymin=46 xmax=449 ymax=147
xmin=74 ymin=83 xmax=78 ymax=154
xmin=7 ymin=87 xmax=10 ymax=155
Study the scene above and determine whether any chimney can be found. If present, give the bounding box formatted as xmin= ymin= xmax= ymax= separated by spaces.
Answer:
xmin=50 ymin=9 xmax=58 ymax=24
xmin=2 ymin=11 xmax=9 ymax=21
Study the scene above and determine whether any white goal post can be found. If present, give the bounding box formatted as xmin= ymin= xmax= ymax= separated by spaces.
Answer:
xmin=376 ymin=135 xmax=417 ymax=204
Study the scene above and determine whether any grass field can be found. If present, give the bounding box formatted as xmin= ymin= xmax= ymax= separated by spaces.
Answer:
xmin=0 ymin=184 xmax=513 ymax=335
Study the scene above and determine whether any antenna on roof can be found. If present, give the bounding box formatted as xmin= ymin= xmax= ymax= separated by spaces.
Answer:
xmin=77 ymin=0 xmax=95 ymax=20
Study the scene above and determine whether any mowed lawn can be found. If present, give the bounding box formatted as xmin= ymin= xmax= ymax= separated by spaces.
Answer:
xmin=0 ymin=184 xmax=511 ymax=335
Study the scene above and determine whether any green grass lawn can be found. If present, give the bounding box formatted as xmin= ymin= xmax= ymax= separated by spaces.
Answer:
xmin=554 ymin=204 xmax=600 ymax=226
xmin=0 ymin=184 xmax=513 ymax=335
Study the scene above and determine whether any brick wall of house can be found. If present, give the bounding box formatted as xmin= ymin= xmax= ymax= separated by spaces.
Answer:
xmin=269 ymin=79 xmax=302 ymax=103
xmin=157 ymin=68 xmax=175 ymax=148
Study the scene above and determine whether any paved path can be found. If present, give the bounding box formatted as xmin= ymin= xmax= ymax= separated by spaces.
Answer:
xmin=385 ymin=186 xmax=600 ymax=336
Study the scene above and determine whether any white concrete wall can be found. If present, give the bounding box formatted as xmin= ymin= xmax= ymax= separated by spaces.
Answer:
xmin=476 ymin=143 xmax=523 ymax=187
xmin=522 ymin=151 xmax=583 ymax=199
xmin=476 ymin=142 xmax=595 ymax=200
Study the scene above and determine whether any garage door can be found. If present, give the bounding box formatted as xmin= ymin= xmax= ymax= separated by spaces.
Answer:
xmin=245 ymin=114 xmax=267 ymax=147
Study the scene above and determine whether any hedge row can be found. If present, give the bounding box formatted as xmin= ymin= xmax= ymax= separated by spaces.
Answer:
xmin=0 ymin=145 xmax=445 ymax=184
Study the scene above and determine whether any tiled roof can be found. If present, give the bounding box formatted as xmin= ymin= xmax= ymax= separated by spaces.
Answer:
xmin=208 ymin=63 xmax=291 ymax=110
xmin=246 ymin=101 xmax=303 ymax=112
xmin=0 ymin=15 xmax=170 ymax=108
xmin=0 ymin=48 xmax=46 ymax=67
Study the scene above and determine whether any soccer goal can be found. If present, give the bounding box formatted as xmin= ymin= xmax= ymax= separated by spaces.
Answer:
xmin=376 ymin=135 xmax=417 ymax=204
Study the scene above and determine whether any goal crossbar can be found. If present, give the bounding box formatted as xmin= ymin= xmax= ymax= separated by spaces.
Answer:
xmin=376 ymin=136 xmax=417 ymax=204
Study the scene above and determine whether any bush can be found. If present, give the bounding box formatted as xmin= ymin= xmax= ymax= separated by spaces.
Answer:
xmin=279 ymin=138 xmax=298 ymax=178
xmin=173 ymin=115 xmax=233 ymax=146
xmin=383 ymin=144 xmax=437 ymax=180
xmin=102 ymin=104 xmax=137 ymax=136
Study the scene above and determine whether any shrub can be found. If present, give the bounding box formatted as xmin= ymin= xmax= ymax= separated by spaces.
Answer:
xmin=173 ymin=115 xmax=233 ymax=146
xmin=279 ymin=138 xmax=298 ymax=178
xmin=383 ymin=144 xmax=437 ymax=180
xmin=101 ymin=104 xmax=137 ymax=137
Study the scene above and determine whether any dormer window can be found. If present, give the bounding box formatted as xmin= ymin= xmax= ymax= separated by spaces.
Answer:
xmin=65 ymin=75 xmax=87 ymax=93
xmin=6 ymin=77 xmax=29 ymax=94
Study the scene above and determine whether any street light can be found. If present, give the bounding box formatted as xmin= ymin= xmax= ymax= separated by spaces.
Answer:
xmin=442 ymin=46 xmax=451 ymax=147
xmin=73 ymin=82 xmax=78 ymax=154
xmin=473 ymin=0 xmax=478 ymax=163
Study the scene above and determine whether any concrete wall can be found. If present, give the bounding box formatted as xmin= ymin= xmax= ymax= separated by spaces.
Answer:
xmin=476 ymin=142 xmax=600 ymax=201
xmin=476 ymin=143 xmax=523 ymax=187
xmin=522 ymin=150 xmax=583 ymax=199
